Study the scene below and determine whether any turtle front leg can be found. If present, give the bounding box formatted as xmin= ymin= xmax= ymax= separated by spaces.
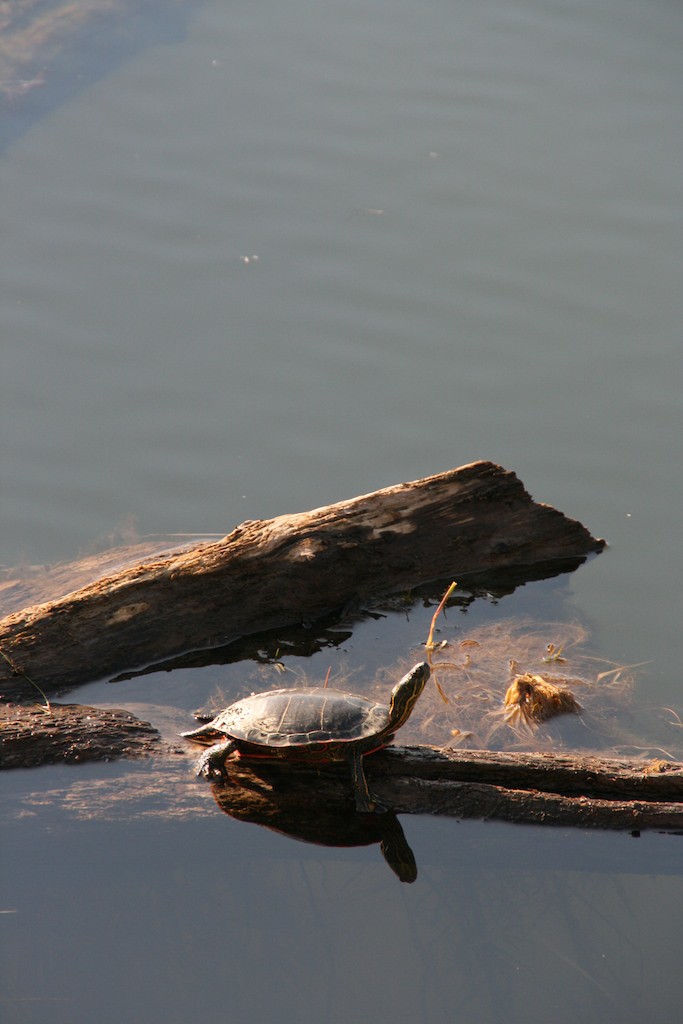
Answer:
xmin=193 ymin=739 xmax=237 ymax=778
xmin=349 ymin=748 xmax=385 ymax=814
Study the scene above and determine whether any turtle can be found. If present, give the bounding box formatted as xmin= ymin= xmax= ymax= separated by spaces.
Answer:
xmin=181 ymin=661 xmax=430 ymax=813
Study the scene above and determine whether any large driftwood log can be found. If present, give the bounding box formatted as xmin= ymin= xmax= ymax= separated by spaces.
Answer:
xmin=0 ymin=462 xmax=604 ymax=699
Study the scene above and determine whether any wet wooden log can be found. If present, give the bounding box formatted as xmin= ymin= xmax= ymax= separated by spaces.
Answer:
xmin=0 ymin=461 xmax=604 ymax=699
xmin=218 ymin=745 xmax=683 ymax=832
xmin=373 ymin=746 xmax=683 ymax=829
xmin=0 ymin=701 xmax=160 ymax=768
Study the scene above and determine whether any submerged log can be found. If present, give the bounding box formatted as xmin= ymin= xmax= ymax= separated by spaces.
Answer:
xmin=376 ymin=746 xmax=683 ymax=828
xmin=0 ymin=461 xmax=604 ymax=699
xmin=0 ymin=701 xmax=160 ymax=768
xmin=3 ymin=700 xmax=681 ymax=832
xmin=216 ymin=745 xmax=683 ymax=832
xmin=0 ymin=0 xmax=193 ymax=115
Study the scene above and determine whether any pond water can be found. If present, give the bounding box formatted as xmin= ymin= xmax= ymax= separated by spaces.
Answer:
xmin=1 ymin=0 xmax=682 ymax=1021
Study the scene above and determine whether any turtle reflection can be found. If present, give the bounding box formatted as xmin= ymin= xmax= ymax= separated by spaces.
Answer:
xmin=207 ymin=760 xmax=418 ymax=884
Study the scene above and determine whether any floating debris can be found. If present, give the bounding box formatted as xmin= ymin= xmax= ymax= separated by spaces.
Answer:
xmin=367 ymin=617 xmax=658 ymax=756
xmin=503 ymin=672 xmax=582 ymax=728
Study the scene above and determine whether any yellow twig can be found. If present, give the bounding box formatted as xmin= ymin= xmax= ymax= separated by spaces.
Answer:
xmin=425 ymin=581 xmax=457 ymax=651
xmin=424 ymin=581 xmax=458 ymax=703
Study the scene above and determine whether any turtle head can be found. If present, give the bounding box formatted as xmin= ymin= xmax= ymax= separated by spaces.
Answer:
xmin=387 ymin=662 xmax=430 ymax=731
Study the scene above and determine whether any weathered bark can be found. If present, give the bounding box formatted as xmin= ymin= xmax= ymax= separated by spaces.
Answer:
xmin=0 ymin=702 xmax=160 ymax=768
xmin=0 ymin=462 xmax=604 ymax=699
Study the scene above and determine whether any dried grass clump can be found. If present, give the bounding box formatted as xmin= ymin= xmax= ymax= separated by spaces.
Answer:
xmin=371 ymin=617 xmax=642 ymax=754
xmin=503 ymin=673 xmax=582 ymax=729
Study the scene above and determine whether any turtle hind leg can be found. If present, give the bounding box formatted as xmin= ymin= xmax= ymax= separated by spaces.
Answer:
xmin=193 ymin=739 xmax=236 ymax=778
xmin=349 ymin=748 xmax=385 ymax=814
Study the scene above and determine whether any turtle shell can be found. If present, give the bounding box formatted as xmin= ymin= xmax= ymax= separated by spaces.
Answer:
xmin=207 ymin=687 xmax=391 ymax=751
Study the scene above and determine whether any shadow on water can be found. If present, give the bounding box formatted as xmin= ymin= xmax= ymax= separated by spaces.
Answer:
xmin=0 ymin=0 xmax=198 ymax=154
xmin=107 ymin=558 xmax=594 ymax=682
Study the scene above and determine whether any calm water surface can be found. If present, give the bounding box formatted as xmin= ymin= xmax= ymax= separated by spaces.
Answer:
xmin=2 ymin=0 xmax=682 ymax=1021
